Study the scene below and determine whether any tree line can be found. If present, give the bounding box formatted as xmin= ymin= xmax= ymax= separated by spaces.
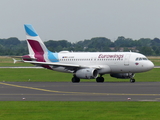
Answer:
xmin=1 ymin=36 xmax=160 ymax=56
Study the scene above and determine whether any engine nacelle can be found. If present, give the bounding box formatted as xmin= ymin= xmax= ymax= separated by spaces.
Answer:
xmin=110 ymin=73 xmax=135 ymax=79
xmin=75 ymin=68 xmax=98 ymax=79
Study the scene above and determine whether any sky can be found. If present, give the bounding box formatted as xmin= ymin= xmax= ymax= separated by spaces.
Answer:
xmin=0 ymin=0 xmax=160 ymax=42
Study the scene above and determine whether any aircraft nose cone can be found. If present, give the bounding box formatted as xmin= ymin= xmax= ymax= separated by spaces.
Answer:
xmin=147 ymin=61 xmax=154 ymax=70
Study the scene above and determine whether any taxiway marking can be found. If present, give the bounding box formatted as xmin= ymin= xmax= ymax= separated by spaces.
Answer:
xmin=0 ymin=82 xmax=160 ymax=96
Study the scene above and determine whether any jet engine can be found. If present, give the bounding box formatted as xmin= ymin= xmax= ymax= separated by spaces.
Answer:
xmin=110 ymin=73 xmax=135 ymax=79
xmin=75 ymin=68 xmax=98 ymax=79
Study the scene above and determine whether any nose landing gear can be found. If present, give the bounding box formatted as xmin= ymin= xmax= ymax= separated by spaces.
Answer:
xmin=130 ymin=78 xmax=135 ymax=83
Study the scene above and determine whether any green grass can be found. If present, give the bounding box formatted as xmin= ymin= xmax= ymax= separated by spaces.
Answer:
xmin=0 ymin=56 xmax=159 ymax=120
xmin=0 ymin=63 xmax=34 ymax=66
xmin=0 ymin=101 xmax=160 ymax=120
xmin=136 ymin=68 xmax=160 ymax=82
xmin=0 ymin=68 xmax=72 ymax=82
xmin=148 ymin=56 xmax=160 ymax=66
xmin=0 ymin=68 xmax=159 ymax=82
xmin=0 ymin=56 xmax=33 ymax=66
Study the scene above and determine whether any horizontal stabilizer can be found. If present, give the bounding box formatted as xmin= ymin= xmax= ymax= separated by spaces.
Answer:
xmin=12 ymin=58 xmax=23 ymax=64
xmin=11 ymin=56 xmax=37 ymax=61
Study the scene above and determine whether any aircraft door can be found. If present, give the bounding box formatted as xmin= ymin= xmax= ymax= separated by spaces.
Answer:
xmin=124 ymin=54 xmax=130 ymax=66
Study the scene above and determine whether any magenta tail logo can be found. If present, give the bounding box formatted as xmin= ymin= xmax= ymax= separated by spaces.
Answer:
xmin=28 ymin=39 xmax=46 ymax=62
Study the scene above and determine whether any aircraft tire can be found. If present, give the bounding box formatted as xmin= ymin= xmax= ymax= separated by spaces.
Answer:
xmin=96 ymin=77 xmax=104 ymax=83
xmin=130 ymin=79 xmax=135 ymax=83
xmin=72 ymin=77 xmax=80 ymax=83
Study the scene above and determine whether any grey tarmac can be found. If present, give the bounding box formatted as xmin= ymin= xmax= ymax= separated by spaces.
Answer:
xmin=0 ymin=82 xmax=160 ymax=101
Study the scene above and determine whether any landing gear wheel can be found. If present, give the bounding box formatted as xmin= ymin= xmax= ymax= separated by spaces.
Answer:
xmin=96 ymin=77 xmax=104 ymax=83
xmin=72 ymin=77 xmax=80 ymax=83
xmin=130 ymin=79 xmax=135 ymax=83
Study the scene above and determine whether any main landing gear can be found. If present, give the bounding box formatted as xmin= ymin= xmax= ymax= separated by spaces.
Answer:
xmin=72 ymin=76 xmax=80 ymax=83
xmin=71 ymin=75 xmax=135 ymax=83
xmin=71 ymin=75 xmax=105 ymax=83
xmin=96 ymin=74 xmax=104 ymax=83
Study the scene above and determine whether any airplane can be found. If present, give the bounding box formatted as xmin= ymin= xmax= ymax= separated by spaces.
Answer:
xmin=19 ymin=24 xmax=154 ymax=83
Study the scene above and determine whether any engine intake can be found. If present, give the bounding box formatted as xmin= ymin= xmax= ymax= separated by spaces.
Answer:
xmin=75 ymin=68 xmax=98 ymax=79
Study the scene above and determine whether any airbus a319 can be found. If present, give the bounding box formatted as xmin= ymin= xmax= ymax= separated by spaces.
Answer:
xmin=19 ymin=24 xmax=154 ymax=83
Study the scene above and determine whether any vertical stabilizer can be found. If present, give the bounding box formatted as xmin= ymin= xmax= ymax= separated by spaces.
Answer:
xmin=24 ymin=24 xmax=48 ymax=62
xmin=24 ymin=24 xmax=59 ymax=62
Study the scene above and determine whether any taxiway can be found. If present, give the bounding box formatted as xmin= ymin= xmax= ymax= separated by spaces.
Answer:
xmin=0 ymin=82 xmax=160 ymax=101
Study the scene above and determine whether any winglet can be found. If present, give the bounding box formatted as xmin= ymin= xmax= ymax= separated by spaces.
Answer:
xmin=24 ymin=24 xmax=38 ymax=37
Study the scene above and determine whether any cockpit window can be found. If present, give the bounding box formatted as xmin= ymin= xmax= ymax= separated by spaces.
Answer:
xmin=135 ymin=57 xmax=148 ymax=61
xmin=143 ymin=58 xmax=148 ymax=60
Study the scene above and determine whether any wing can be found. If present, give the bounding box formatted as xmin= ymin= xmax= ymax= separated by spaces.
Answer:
xmin=24 ymin=61 xmax=80 ymax=67
xmin=24 ymin=61 xmax=101 ymax=72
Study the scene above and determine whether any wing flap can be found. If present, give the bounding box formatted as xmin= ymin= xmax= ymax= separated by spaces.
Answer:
xmin=24 ymin=61 xmax=81 ymax=68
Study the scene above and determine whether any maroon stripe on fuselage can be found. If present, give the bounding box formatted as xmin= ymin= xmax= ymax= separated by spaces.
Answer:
xmin=28 ymin=39 xmax=45 ymax=62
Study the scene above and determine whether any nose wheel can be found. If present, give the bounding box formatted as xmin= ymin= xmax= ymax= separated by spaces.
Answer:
xmin=130 ymin=78 xmax=135 ymax=83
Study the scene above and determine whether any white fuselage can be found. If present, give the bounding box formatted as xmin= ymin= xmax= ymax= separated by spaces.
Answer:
xmin=23 ymin=24 xmax=154 ymax=82
xmin=49 ymin=51 xmax=154 ymax=74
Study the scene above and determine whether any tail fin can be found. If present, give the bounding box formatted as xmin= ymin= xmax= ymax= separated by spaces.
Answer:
xmin=24 ymin=24 xmax=59 ymax=62
xmin=24 ymin=24 xmax=49 ymax=62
